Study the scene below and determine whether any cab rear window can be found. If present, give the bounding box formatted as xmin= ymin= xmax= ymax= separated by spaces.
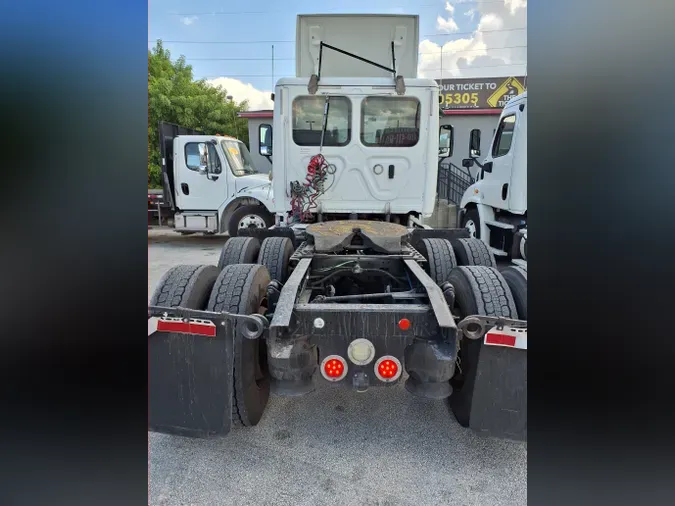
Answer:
xmin=292 ymin=96 xmax=351 ymax=146
xmin=361 ymin=97 xmax=420 ymax=147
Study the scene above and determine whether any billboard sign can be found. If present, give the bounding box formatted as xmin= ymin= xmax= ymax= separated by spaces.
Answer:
xmin=436 ymin=76 xmax=526 ymax=111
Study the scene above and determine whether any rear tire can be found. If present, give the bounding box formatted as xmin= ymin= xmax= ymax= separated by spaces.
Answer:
xmin=447 ymin=266 xmax=517 ymax=427
xmin=150 ymin=264 xmax=220 ymax=309
xmin=207 ymin=264 xmax=271 ymax=427
xmin=452 ymin=237 xmax=496 ymax=267
xmin=217 ymin=237 xmax=261 ymax=270
xmin=501 ymin=264 xmax=527 ymax=320
xmin=228 ymin=205 xmax=274 ymax=237
xmin=421 ymin=238 xmax=457 ymax=284
xmin=258 ymin=237 xmax=294 ymax=283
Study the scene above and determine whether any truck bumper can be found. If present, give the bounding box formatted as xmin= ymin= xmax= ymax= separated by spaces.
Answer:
xmin=267 ymin=303 xmax=457 ymax=398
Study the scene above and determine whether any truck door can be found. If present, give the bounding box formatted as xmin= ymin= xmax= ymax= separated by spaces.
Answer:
xmin=158 ymin=122 xmax=202 ymax=209
xmin=479 ymin=110 xmax=519 ymax=211
xmin=172 ymin=137 xmax=229 ymax=211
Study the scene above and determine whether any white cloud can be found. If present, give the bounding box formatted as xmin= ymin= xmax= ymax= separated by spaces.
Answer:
xmin=418 ymin=2 xmax=526 ymax=79
xmin=206 ymin=77 xmax=274 ymax=110
xmin=477 ymin=13 xmax=504 ymax=31
xmin=436 ymin=1 xmax=459 ymax=33
xmin=505 ymin=0 xmax=528 ymax=16
xmin=180 ymin=16 xmax=198 ymax=26
xmin=436 ymin=15 xmax=459 ymax=33
xmin=465 ymin=8 xmax=476 ymax=21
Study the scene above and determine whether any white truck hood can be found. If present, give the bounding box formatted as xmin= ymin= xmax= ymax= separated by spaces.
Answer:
xmin=235 ymin=173 xmax=271 ymax=192
xmin=233 ymin=174 xmax=275 ymax=210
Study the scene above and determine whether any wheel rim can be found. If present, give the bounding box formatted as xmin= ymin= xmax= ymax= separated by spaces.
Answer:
xmin=465 ymin=219 xmax=477 ymax=237
xmin=239 ymin=214 xmax=266 ymax=229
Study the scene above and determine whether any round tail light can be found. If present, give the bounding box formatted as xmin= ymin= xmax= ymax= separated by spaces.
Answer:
xmin=320 ymin=355 xmax=348 ymax=382
xmin=374 ymin=356 xmax=402 ymax=383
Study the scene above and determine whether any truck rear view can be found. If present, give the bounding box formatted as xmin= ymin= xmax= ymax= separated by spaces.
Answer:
xmin=148 ymin=13 xmax=527 ymax=443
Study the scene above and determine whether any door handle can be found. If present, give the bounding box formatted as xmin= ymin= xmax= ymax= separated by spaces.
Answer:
xmin=181 ymin=183 xmax=189 ymax=195
xmin=388 ymin=164 xmax=395 ymax=179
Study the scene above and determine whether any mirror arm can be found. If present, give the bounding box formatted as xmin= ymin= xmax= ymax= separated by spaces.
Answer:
xmin=470 ymin=155 xmax=484 ymax=169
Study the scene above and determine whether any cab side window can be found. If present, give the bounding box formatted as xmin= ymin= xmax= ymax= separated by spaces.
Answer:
xmin=492 ymin=115 xmax=516 ymax=158
xmin=185 ymin=142 xmax=221 ymax=174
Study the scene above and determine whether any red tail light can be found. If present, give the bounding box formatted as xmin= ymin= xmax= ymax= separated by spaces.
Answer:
xmin=374 ymin=356 xmax=402 ymax=382
xmin=320 ymin=355 xmax=348 ymax=382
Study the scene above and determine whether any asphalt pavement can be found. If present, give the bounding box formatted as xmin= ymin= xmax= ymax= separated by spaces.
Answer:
xmin=148 ymin=228 xmax=527 ymax=506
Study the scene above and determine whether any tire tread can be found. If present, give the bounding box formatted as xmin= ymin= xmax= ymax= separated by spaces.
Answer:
xmin=422 ymin=238 xmax=457 ymax=284
xmin=208 ymin=264 xmax=270 ymax=427
xmin=453 ymin=238 xmax=496 ymax=267
xmin=217 ymin=237 xmax=261 ymax=270
xmin=258 ymin=237 xmax=294 ymax=283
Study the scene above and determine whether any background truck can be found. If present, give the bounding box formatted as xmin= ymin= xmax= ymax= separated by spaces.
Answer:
xmin=458 ymin=92 xmax=527 ymax=263
xmin=148 ymin=14 xmax=527 ymax=442
xmin=155 ymin=121 xmax=275 ymax=236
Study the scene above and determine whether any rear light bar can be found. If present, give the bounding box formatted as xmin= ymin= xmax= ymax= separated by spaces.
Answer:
xmin=484 ymin=328 xmax=527 ymax=349
xmin=148 ymin=316 xmax=216 ymax=337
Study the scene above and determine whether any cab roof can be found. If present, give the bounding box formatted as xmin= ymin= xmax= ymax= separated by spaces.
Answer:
xmin=276 ymin=76 xmax=438 ymax=88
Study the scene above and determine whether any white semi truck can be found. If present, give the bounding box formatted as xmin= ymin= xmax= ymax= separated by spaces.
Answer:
xmin=156 ymin=122 xmax=275 ymax=236
xmin=459 ymin=92 xmax=527 ymax=263
xmin=148 ymin=14 xmax=528 ymax=442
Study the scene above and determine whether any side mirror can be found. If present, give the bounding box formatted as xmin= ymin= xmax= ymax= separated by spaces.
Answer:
xmin=469 ymin=129 xmax=481 ymax=158
xmin=462 ymin=158 xmax=475 ymax=168
xmin=259 ymin=124 xmax=273 ymax=157
xmin=439 ymin=124 xmax=453 ymax=158
xmin=197 ymin=142 xmax=209 ymax=174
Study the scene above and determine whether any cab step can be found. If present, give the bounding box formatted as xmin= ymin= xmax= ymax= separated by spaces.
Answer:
xmin=489 ymin=246 xmax=509 ymax=257
xmin=485 ymin=219 xmax=515 ymax=230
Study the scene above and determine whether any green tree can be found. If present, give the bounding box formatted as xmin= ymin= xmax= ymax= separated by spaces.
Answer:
xmin=148 ymin=41 xmax=251 ymax=188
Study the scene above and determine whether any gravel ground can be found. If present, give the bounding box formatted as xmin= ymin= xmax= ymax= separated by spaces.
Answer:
xmin=148 ymin=227 xmax=527 ymax=506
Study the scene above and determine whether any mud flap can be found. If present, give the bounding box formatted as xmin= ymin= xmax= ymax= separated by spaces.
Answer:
xmin=468 ymin=345 xmax=527 ymax=441
xmin=149 ymin=324 xmax=234 ymax=438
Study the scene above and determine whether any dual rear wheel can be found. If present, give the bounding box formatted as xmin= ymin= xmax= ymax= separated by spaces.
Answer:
xmin=150 ymin=235 xmax=296 ymax=432
xmin=421 ymin=237 xmax=526 ymax=427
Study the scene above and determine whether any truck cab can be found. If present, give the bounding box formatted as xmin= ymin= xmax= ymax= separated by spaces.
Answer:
xmin=159 ymin=122 xmax=275 ymax=236
xmin=458 ymin=92 xmax=527 ymax=260
xmin=257 ymin=14 xmax=439 ymax=229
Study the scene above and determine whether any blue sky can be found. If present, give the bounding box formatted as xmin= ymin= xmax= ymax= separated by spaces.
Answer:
xmin=149 ymin=0 xmax=527 ymax=109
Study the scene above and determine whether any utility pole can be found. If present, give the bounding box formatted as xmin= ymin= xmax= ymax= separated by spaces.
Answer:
xmin=440 ymin=45 xmax=443 ymax=80
xmin=272 ymin=44 xmax=275 ymax=91
xmin=226 ymin=95 xmax=239 ymax=138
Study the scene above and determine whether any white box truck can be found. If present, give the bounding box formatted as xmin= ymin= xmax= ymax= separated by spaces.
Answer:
xmin=155 ymin=122 xmax=275 ymax=236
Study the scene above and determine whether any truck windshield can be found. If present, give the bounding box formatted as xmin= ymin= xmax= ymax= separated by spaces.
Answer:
xmin=220 ymin=139 xmax=258 ymax=176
